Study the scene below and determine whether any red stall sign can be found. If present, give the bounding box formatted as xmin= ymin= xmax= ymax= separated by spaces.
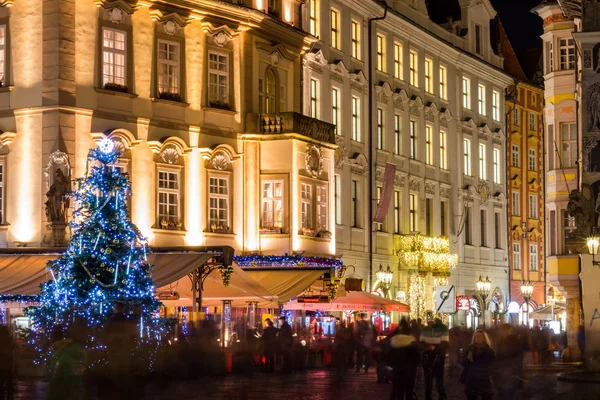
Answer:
xmin=456 ymin=296 xmax=471 ymax=311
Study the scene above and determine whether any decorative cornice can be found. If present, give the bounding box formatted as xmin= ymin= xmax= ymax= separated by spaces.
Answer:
xmin=94 ymin=0 xmax=137 ymax=14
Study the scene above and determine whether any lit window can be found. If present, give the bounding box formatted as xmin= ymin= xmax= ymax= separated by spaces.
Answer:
xmin=529 ymin=194 xmax=538 ymax=219
xmin=425 ymin=125 xmax=433 ymax=165
xmin=560 ymin=123 xmax=577 ymax=168
xmin=559 ymin=38 xmax=575 ymax=70
xmin=377 ymin=108 xmax=384 ymax=150
xmin=463 ymin=138 xmax=471 ymax=176
xmin=301 ymin=182 xmax=312 ymax=229
xmin=102 ymin=27 xmax=126 ymax=87
xmin=394 ymin=114 xmax=401 ymax=155
xmin=394 ymin=190 xmax=400 ymax=234
xmin=410 ymin=120 xmax=417 ymax=160
xmin=513 ymin=108 xmax=519 ymax=126
xmin=530 ymin=245 xmax=538 ymax=271
xmin=376 ymin=187 xmax=383 ymax=232
xmin=332 ymin=87 xmax=341 ymax=135
xmin=493 ymin=148 xmax=501 ymax=183
xmin=310 ymin=78 xmax=319 ymax=118
xmin=513 ymin=243 xmax=521 ymax=270
xmin=309 ymin=0 xmax=319 ymax=37
xmin=492 ymin=90 xmax=500 ymax=121
xmin=208 ymin=51 xmax=229 ymax=106
xmin=262 ymin=180 xmax=284 ymax=230
xmin=352 ymin=96 xmax=361 ymax=142
xmin=158 ymin=170 xmax=180 ymax=228
xmin=511 ymin=145 xmax=519 ymax=167
xmin=563 ymin=210 xmax=576 ymax=253
xmin=209 ymin=176 xmax=230 ymax=230
xmin=440 ymin=130 xmax=447 ymax=169
xmin=351 ymin=20 xmax=361 ymax=60
xmin=409 ymin=51 xmax=418 ymax=87
xmin=529 ymin=149 xmax=536 ymax=171
xmin=547 ymin=41 xmax=554 ymax=73
xmin=316 ymin=184 xmax=327 ymax=231
xmin=462 ymin=77 xmax=470 ymax=109
xmin=425 ymin=58 xmax=433 ymax=93
xmin=335 ymin=175 xmax=342 ymax=225
xmin=478 ymin=84 xmax=486 ymax=116
xmin=394 ymin=42 xmax=402 ymax=79
xmin=439 ymin=66 xmax=447 ymax=100
xmin=0 ymin=161 xmax=4 ymax=224
xmin=157 ymin=40 xmax=180 ymax=95
xmin=479 ymin=143 xmax=486 ymax=180
xmin=377 ymin=34 xmax=385 ymax=72
xmin=330 ymin=9 xmax=340 ymax=49
xmin=265 ymin=70 xmax=276 ymax=113
xmin=529 ymin=112 xmax=536 ymax=130
xmin=409 ymin=193 xmax=417 ymax=232
xmin=512 ymin=192 xmax=520 ymax=217
xmin=301 ymin=181 xmax=327 ymax=231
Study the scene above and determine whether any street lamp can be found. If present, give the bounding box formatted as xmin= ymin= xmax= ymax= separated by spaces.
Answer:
xmin=587 ymin=236 xmax=600 ymax=266
xmin=476 ymin=275 xmax=492 ymax=327
xmin=376 ymin=264 xmax=394 ymax=290
xmin=520 ymin=281 xmax=534 ymax=326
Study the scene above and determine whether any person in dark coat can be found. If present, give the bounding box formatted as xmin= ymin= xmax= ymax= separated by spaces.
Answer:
xmin=495 ymin=324 xmax=524 ymax=400
xmin=462 ymin=329 xmax=495 ymax=400
xmin=278 ymin=317 xmax=293 ymax=373
xmin=262 ymin=320 xmax=278 ymax=373
xmin=388 ymin=319 xmax=420 ymax=400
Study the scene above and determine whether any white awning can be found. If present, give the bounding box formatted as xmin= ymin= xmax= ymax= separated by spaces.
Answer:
xmin=244 ymin=270 xmax=326 ymax=303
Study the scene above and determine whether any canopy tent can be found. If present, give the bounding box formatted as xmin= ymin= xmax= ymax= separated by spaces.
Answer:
xmin=244 ymin=270 xmax=326 ymax=303
xmin=284 ymin=289 xmax=410 ymax=312
xmin=529 ymin=305 xmax=561 ymax=320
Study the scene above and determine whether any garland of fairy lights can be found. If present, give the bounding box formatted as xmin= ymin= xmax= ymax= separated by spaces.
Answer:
xmin=234 ymin=254 xmax=342 ymax=269
xmin=397 ymin=234 xmax=458 ymax=273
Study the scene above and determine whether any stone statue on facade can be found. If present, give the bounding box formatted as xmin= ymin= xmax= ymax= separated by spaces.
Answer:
xmin=45 ymin=168 xmax=70 ymax=224
xmin=587 ymin=81 xmax=600 ymax=132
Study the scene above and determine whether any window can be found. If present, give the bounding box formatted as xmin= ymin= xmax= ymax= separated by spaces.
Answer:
xmin=513 ymin=108 xmax=519 ymax=126
xmin=394 ymin=191 xmax=400 ymax=234
xmin=280 ymin=85 xmax=286 ymax=112
xmin=376 ymin=34 xmax=385 ymax=72
xmin=464 ymin=207 xmax=472 ymax=245
xmin=102 ymin=27 xmax=126 ymax=87
xmin=208 ymin=51 xmax=229 ymax=106
xmin=479 ymin=143 xmax=486 ymax=180
xmin=158 ymin=170 xmax=180 ymax=227
xmin=529 ymin=194 xmax=538 ymax=219
xmin=377 ymin=108 xmax=384 ymax=150
xmin=394 ymin=42 xmax=403 ymax=79
xmin=262 ymin=180 xmax=284 ymax=229
xmin=332 ymin=87 xmax=341 ymax=135
xmin=547 ymin=41 xmax=554 ymax=73
xmin=560 ymin=123 xmax=577 ymax=168
xmin=440 ymin=130 xmax=447 ymax=169
xmin=300 ymin=183 xmax=328 ymax=231
xmin=409 ymin=51 xmax=418 ymax=87
xmin=157 ymin=39 xmax=180 ymax=94
xmin=410 ymin=120 xmax=417 ymax=160
xmin=209 ymin=176 xmax=229 ymax=229
xmin=513 ymin=243 xmax=521 ymax=270
xmin=529 ymin=245 xmax=538 ymax=271
xmin=463 ymin=138 xmax=471 ymax=176
xmin=265 ymin=70 xmax=276 ymax=113
xmin=409 ymin=194 xmax=417 ymax=232
xmin=426 ymin=198 xmax=433 ymax=236
xmin=475 ymin=24 xmax=482 ymax=55
xmin=494 ymin=212 xmax=501 ymax=249
xmin=310 ymin=78 xmax=319 ymax=118
xmin=335 ymin=175 xmax=342 ymax=225
xmin=439 ymin=66 xmax=447 ymax=100
xmin=441 ymin=201 xmax=448 ymax=236
xmin=478 ymin=84 xmax=486 ymax=116
xmin=425 ymin=125 xmax=433 ymax=165
xmin=559 ymin=38 xmax=575 ymax=70
xmin=529 ymin=149 xmax=536 ymax=171
xmin=529 ymin=112 xmax=536 ymax=130
xmin=512 ymin=192 xmax=520 ymax=216
xmin=493 ymin=148 xmax=501 ymax=184
xmin=376 ymin=187 xmax=383 ymax=232
xmin=351 ymin=180 xmax=359 ymax=228
xmin=511 ymin=145 xmax=519 ymax=167
xmin=424 ymin=58 xmax=433 ymax=93
xmin=316 ymin=185 xmax=327 ymax=231
xmin=394 ymin=114 xmax=401 ymax=155
xmin=351 ymin=20 xmax=360 ymax=60
xmin=352 ymin=96 xmax=361 ymax=141
xmin=492 ymin=90 xmax=500 ymax=121
xmin=563 ymin=210 xmax=576 ymax=253
xmin=0 ymin=26 xmax=5 ymax=86
xmin=330 ymin=9 xmax=340 ymax=49
xmin=462 ymin=77 xmax=470 ymax=109
xmin=301 ymin=183 xmax=312 ymax=229
xmin=309 ymin=0 xmax=319 ymax=37
xmin=258 ymin=78 xmax=264 ymax=113
xmin=480 ymin=209 xmax=487 ymax=247
xmin=0 ymin=162 xmax=4 ymax=224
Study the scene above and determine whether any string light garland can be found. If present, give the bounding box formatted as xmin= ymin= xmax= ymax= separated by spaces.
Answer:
xmin=397 ymin=234 xmax=458 ymax=273
xmin=409 ymin=274 xmax=426 ymax=321
xmin=0 ymin=295 xmax=40 ymax=304
xmin=234 ymin=255 xmax=342 ymax=269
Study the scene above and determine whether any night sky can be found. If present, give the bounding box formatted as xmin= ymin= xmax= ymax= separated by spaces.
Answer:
xmin=490 ymin=0 xmax=543 ymax=52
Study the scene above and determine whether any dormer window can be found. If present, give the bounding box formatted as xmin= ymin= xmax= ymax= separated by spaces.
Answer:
xmin=475 ymin=24 xmax=483 ymax=55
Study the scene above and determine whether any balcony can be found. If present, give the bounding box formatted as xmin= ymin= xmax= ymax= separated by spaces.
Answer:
xmin=246 ymin=112 xmax=336 ymax=144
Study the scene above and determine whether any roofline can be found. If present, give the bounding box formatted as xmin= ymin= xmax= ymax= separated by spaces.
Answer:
xmin=530 ymin=1 xmax=560 ymax=14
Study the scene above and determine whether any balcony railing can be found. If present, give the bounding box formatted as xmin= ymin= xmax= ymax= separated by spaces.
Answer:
xmin=246 ymin=112 xmax=336 ymax=144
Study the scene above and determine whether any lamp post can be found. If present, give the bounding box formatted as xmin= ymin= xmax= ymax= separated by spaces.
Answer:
xmin=376 ymin=264 xmax=394 ymax=294
xmin=476 ymin=275 xmax=492 ymax=327
xmin=587 ymin=236 xmax=600 ymax=266
xmin=520 ymin=281 xmax=534 ymax=327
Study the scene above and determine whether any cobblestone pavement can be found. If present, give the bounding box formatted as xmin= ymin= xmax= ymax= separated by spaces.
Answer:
xmin=9 ymin=366 xmax=599 ymax=400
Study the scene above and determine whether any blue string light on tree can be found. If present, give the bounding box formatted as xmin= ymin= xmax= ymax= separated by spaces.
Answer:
xmin=233 ymin=254 xmax=342 ymax=269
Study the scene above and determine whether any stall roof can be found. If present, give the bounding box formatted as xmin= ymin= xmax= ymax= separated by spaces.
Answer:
xmin=529 ymin=305 xmax=561 ymax=320
xmin=284 ymin=289 xmax=410 ymax=313
xmin=244 ymin=270 xmax=325 ymax=303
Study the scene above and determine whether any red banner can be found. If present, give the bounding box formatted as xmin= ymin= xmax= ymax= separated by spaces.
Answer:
xmin=373 ymin=163 xmax=396 ymax=223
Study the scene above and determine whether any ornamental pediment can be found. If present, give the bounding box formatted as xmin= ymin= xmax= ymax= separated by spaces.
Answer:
xmin=203 ymin=23 xmax=240 ymax=47
xmin=305 ymin=49 xmax=328 ymax=66
xmin=527 ymin=133 xmax=540 ymax=144
xmin=95 ymin=0 xmax=137 ymax=14
xmin=463 ymin=118 xmax=477 ymax=130
xmin=529 ymin=178 xmax=540 ymax=192
xmin=349 ymin=70 xmax=368 ymax=86
xmin=330 ymin=60 xmax=349 ymax=77
xmin=511 ymin=175 xmax=522 ymax=188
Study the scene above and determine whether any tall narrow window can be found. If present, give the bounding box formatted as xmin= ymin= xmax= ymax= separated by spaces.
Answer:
xmin=426 ymin=198 xmax=433 ymax=236
xmin=158 ymin=170 xmax=180 ymax=227
xmin=208 ymin=51 xmax=229 ymax=106
xmin=351 ymin=180 xmax=359 ymax=227
xmin=409 ymin=51 xmax=418 ymax=87
xmin=529 ymin=112 xmax=536 ymax=131
xmin=376 ymin=187 xmax=383 ymax=232
xmin=377 ymin=108 xmax=384 ymax=150
xmin=332 ymin=87 xmax=341 ymax=135
xmin=394 ymin=114 xmax=401 ymax=155
xmin=394 ymin=42 xmax=402 ymax=79
xmin=157 ymin=40 xmax=180 ymax=95
xmin=480 ymin=209 xmax=487 ymax=247
xmin=335 ymin=175 xmax=342 ymax=225
xmin=493 ymin=148 xmax=501 ymax=183
xmin=410 ymin=120 xmax=417 ymax=160
xmin=409 ymin=194 xmax=417 ymax=232
xmin=102 ymin=27 xmax=126 ymax=87
xmin=559 ymin=38 xmax=575 ymax=70
xmin=464 ymin=206 xmax=472 ymax=245
xmin=258 ymin=78 xmax=264 ymax=113
xmin=475 ymin=24 xmax=482 ymax=55
xmin=563 ymin=210 xmax=576 ymax=253
xmin=330 ymin=9 xmax=340 ymax=49
xmin=479 ymin=143 xmax=486 ymax=180
xmin=439 ymin=66 xmax=447 ymax=100
xmin=441 ymin=200 xmax=447 ymax=236
xmin=262 ymin=180 xmax=284 ymax=230
xmin=462 ymin=77 xmax=470 ymax=109
xmin=512 ymin=192 xmax=520 ymax=216
xmin=425 ymin=125 xmax=433 ymax=165
xmin=463 ymin=138 xmax=471 ymax=176
xmin=316 ymin=184 xmax=327 ymax=231
xmin=530 ymin=245 xmax=538 ymax=271
xmin=265 ymin=70 xmax=276 ymax=113
xmin=0 ymin=161 xmax=4 ymax=224
xmin=440 ymin=130 xmax=447 ymax=169
xmin=0 ymin=26 xmax=6 ymax=86
xmin=394 ymin=190 xmax=400 ymax=234
xmin=513 ymin=108 xmax=520 ymax=126
xmin=478 ymin=84 xmax=486 ymax=116
xmin=301 ymin=183 xmax=312 ymax=229
xmin=560 ymin=123 xmax=577 ymax=168
xmin=529 ymin=149 xmax=536 ymax=171
xmin=209 ymin=176 xmax=229 ymax=229
xmin=377 ymin=34 xmax=385 ymax=72
xmin=548 ymin=41 xmax=554 ymax=73
xmin=424 ymin=58 xmax=433 ymax=93
xmin=492 ymin=90 xmax=500 ymax=121
xmin=309 ymin=0 xmax=319 ymax=37
xmin=529 ymin=194 xmax=538 ymax=219
xmin=352 ymin=96 xmax=361 ymax=141
xmin=513 ymin=243 xmax=521 ymax=270
xmin=511 ymin=145 xmax=519 ymax=167
xmin=351 ymin=20 xmax=360 ymax=60
xmin=494 ymin=212 xmax=501 ymax=249
xmin=310 ymin=78 xmax=319 ymax=118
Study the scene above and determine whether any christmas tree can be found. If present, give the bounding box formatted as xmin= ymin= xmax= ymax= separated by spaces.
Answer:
xmin=29 ymin=138 xmax=160 ymax=357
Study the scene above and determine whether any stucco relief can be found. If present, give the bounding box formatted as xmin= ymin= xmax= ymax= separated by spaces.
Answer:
xmin=206 ymin=149 xmax=232 ymax=171
xmin=334 ymin=136 xmax=348 ymax=172
xmin=408 ymin=178 xmax=420 ymax=192
xmin=395 ymin=173 xmax=406 ymax=188
xmin=409 ymin=96 xmax=423 ymax=117
xmin=583 ymin=134 xmax=600 ymax=172
xmin=587 ymin=81 xmax=600 ymax=131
